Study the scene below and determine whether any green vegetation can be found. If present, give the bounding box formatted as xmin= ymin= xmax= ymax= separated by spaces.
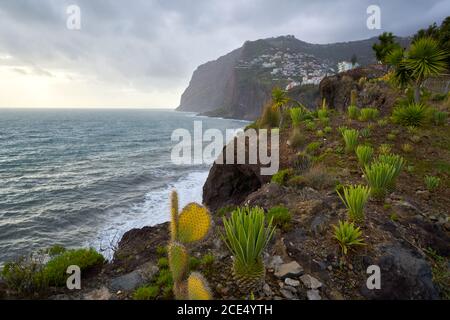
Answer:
xmin=433 ymin=110 xmax=448 ymax=126
xmin=133 ymin=285 xmax=159 ymax=300
xmin=348 ymin=105 xmax=360 ymax=120
xmin=305 ymin=141 xmax=321 ymax=155
xmin=337 ymin=185 xmax=371 ymax=222
xmin=290 ymin=106 xmax=309 ymax=126
xmin=378 ymin=144 xmax=392 ymax=155
xmin=333 ymin=221 xmax=365 ymax=255
xmin=259 ymin=103 xmax=280 ymax=128
xmin=305 ymin=120 xmax=316 ymax=131
xmin=401 ymin=143 xmax=414 ymax=153
xmin=392 ymin=102 xmax=431 ymax=127
xmin=425 ymin=248 xmax=450 ymax=299
xmin=267 ymin=206 xmax=292 ymax=231
xmin=363 ymin=162 xmax=397 ymax=200
xmin=359 ymin=108 xmax=379 ymax=121
xmin=342 ymin=129 xmax=359 ymax=153
xmin=222 ymin=207 xmax=275 ymax=292
xmin=324 ymin=126 xmax=332 ymax=134
xmin=356 ymin=145 xmax=374 ymax=166
xmin=289 ymin=127 xmax=305 ymax=149
xmin=271 ymin=168 xmax=293 ymax=185
xmin=372 ymin=32 xmax=401 ymax=63
xmin=360 ymin=127 xmax=371 ymax=138
xmin=424 ymin=175 xmax=441 ymax=191
xmin=376 ymin=154 xmax=406 ymax=187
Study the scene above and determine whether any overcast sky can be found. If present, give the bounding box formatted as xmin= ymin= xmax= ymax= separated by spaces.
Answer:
xmin=0 ymin=0 xmax=448 ymax=108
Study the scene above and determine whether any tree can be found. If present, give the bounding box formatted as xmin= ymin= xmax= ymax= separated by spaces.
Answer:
xmin=271 ymin=87 xmax=290 ymax=128
xmin=372 ymin=32 xmax=401 ymax=63
xmin=387 ymin=37 xmax=449 ymax=102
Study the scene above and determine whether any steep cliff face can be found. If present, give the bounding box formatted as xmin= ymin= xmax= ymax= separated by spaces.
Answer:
xmin=177 ymin=35 xmax=406 ymax=120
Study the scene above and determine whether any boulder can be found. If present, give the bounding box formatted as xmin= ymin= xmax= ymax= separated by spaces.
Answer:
xmin=275 ymin=261 xmax=304 ymax=279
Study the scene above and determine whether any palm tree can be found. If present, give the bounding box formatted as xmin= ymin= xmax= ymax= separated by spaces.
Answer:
xmin=405 ymin=37 xmax=449 ymax=102
xmin=387 ymin=37 xmax=449 ymax=102
xmin=271 ymin=87 xmax=290 ymax=128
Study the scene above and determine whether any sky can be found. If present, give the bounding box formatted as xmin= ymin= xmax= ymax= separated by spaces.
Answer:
xmin=0 ymin=0 xmax=448 ymax=108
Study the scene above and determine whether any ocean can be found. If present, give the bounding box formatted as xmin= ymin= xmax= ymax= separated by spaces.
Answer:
xmin=0 ymin=108 xmax=248 ymax=265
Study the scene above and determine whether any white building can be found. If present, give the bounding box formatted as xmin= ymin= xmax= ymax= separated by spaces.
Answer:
xmin=337 ymin=61 xmax=359 ymax=73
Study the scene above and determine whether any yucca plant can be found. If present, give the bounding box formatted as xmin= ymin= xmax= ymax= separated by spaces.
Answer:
xmin=359 ymin=108 xmax=379 ymax=121
xmin=363 ymin=162 xmax=397 ymax=200
xmin=333 ymin=220 xmax=365 ymax=255
xmin=392 ymin=102 xmax=431 ymax=127
xmin=342 ymin=129 xmax=359 ymax=153
xmin=337 ymin=185 xmax=371 ymax=222
xmin=433 ymin=111 xmax=448 ymax=126
xmin=348 ymin=105 xmax=360 ymax=120
xmin=222 ymin=207 xmax=275 ymax=292
xmin=356 ymin=145 xmax=374 ymax=166
xmin=424 ymin=175 xmax=440 ymax=191
xmin=376 ymin=153 xmax=406 ymax=186
xmin=290 ymin=107 xmax=306 ymax=127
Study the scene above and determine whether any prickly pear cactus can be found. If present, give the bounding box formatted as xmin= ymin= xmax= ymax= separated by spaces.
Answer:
xmin=187 ymin=272 xmax=212 ymax=300
xmin=167 ymin=190 xmax=213 ymax=300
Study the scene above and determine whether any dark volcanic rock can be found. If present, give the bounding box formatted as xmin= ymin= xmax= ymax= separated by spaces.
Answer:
xmin=361 ymin=244 xmax=439 ymax=300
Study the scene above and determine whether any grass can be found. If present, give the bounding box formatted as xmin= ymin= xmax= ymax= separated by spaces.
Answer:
xmin=267 ymin=206 xmax=292 ymax=231
xmin=424 ymin=175 xmax=440 ymax=191
xmin=433 ymin=111 xmax=448 ymax=126
xmin=360 ymin=127 xmax=371 ymax=138
xmin=333 ymin=221 xmax=365 ymax=255
xmin=356 ymin=145 xmax=374 ymax=166
xmin=305 ymin=141 xmax=321 ymax=156
xmin=342 ymin=129 xmax=359 ymax=153
xmin=337 ymin=185 xmax=371 ymax=222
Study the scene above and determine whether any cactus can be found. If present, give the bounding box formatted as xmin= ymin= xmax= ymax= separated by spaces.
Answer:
xmin=177 ymin=203 xmax=211 ymax=243
xmin=167 ymin=190 xmax=213 ymax=300
xmin=187 ymin=272 xmax=212 ymax=300
xmin=168 ymin=242 xmax=188 ymax=283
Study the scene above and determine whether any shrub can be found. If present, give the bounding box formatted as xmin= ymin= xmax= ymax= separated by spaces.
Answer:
xmin=424 ymin=175 xmax=440 ymax=191
xmin=359 ymin=108 xmax=379 ymax=121
xmin=305 ymin=141 xmax=321 ymax=155
xmin=337 ymin=185 xmax=371 ymax=222
xmin=342 ymin=129 xmax=359 ymax=153
xmin=267 ymin=206 xmax=292 ymax=231
xmin=289 ymin=127 xmax=305 ymax=149
xmin=302 ymin=165 xmax=335 ymax=190
xmin=316 ymin=129 xmax=325 ymax=137
xmin=1 ymin=256 xmax=47 ymax=295
xmin=356 ymin=145 xmax=374 ymax=166
xmin=363 ymin=162 xmax=397 ymax=200
xmin=348 ymin=105 xmax=360 ymax=119
xmin=43 ymin=248 xmax=105 ymax=286
xmin=319 ymin=117 xmax=330 ymax=126
xmin=324 ymin=126 xmax=332 ymax=134
xmin=401 ymin=143 xmax=413 ymax=153
xmin=392 ymin=102 xmax=431 ymax=127
xmin=133 ymin=285 xmax=159 ymax=300
xmin=378 ymin=144 xmax=392 ymax=155
xmin=271 ymin=169 xmax=293 ymax=185
xmin=222 ymin=207 xmax=275 ymax=292
xmin=292 ymin=152 xmax=312 ymax=173
xmin=259 ymin=103 xmax=280 ymax=128
xmin=333 ymin=221 xmax=365 ymax=255
xmin=305 ymin=120 xmax=316 ymax=131
xmin=433 ymin=111 xmax=448 ymax=126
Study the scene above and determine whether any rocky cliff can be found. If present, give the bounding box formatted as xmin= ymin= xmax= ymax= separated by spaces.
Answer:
xmin=177 ymin=35 xmax=408 ymax=120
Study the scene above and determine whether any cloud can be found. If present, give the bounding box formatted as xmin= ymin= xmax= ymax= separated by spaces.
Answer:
xmin=0 ymin=0 xmax=448 ymax=107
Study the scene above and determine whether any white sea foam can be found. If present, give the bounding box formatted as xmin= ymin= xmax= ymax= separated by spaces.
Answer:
xmin=90 ymin=170 xmax=209 ymax=260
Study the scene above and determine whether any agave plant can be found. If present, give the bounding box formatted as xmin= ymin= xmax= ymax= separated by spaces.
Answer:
xmin=337 ymin=185 xmax=371 ymax=222
xmin=333 ymin=220 xmax=365 ymax=255
xmin=222 ymin=207 xmax=275 ymax=292
xmin=356 ymin=145 xmax=374 ymax=166
xmin=392 ymin=102 xmax=431 ymax=127
xmin=342 ymin=129 xmax=359 ymax=153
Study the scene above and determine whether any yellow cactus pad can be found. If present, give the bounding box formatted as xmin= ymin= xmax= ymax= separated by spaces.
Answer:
xmin=170 ymin=190 xmax=179 ymax=241
xmin=177 ymin=203 xmax=211 ymax=243
xmin=168 ymin=242 xmax=188 ymax=283
xmin=187 ymin=272 xmax=212 ymax=300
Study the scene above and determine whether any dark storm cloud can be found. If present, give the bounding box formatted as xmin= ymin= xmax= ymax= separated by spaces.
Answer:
xmin=0 ymin=0 xmax=448 ymax=97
